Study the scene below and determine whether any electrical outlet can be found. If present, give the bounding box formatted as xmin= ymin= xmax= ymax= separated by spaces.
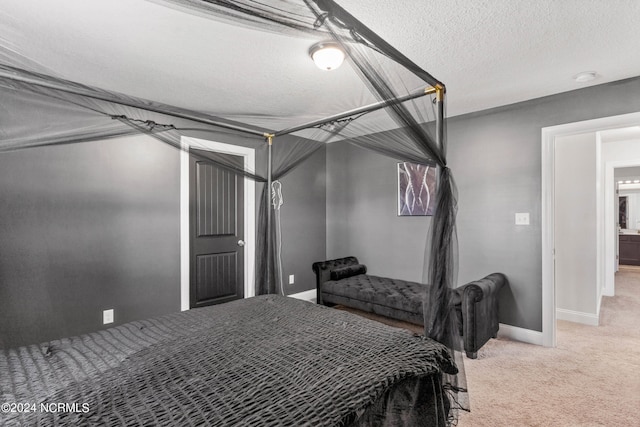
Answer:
xmin=103 ymin=309 xmax=114 ymax=325
xmin=289 ymin=274 xmax=295 ymax=285
xmin=515 ymin=212 xmax=530 ymax=225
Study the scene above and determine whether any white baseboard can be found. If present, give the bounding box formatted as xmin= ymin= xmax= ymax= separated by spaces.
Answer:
xmin=287 ymin=289 xmax=316 ymax=302
xmin=497 ymin=323 xmax=544 ymax=346
xmin=556 ymin=308 xmax=599 ymax=326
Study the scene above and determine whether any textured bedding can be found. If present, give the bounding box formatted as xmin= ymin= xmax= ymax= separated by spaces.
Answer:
xmin=1 ymin=295 xmax=456 ymax=426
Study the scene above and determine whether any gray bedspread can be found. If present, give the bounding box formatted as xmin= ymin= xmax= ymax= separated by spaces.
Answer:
xmin=1 ymin=295 xmax=456 ymax=426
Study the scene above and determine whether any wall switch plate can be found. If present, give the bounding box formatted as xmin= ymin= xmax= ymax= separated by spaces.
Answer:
xmin=288 ymin=274 xmax=295 ymax=285
xmin=515 ymin=212 xmax=530 ymax=225
xmin=103 ymin=309 xmax=114 ymax=325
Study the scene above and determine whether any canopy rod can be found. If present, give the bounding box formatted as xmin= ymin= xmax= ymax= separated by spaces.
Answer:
xmin=0 ymin=65 xmax=266 ymax=138
xmin=275 ymin=86 xmax=436 ymax=137
xmin=311 ymin=0 xmax=444 ymax=89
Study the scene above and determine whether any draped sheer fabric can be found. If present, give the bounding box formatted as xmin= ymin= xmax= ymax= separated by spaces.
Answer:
xmin=0 ymin=0 xmax=467 ymax=420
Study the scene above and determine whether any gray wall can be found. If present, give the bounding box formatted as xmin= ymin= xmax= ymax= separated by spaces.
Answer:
xmin=279 ymin=146 xmax=327 ymax=294
xmin=326 ymin=76 xmax=640 ymax=332
xmin=0 ymin=135 xmax=180 ymax=348
xmin=327 ymin=143 xmax=431 ymax=282
xmin=0 ymin=131 xmax=326 ymax=348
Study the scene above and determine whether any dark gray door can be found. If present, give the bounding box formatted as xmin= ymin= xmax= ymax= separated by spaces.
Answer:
xmin=190 ymin=148 xmax=244 ymax=308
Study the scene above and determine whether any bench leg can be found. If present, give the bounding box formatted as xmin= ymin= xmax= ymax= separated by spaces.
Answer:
xmin=465 ymin=351 xmax=477 ymax=359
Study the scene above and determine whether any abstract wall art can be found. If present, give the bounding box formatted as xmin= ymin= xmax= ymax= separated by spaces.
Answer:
xmin=397 ymin=162 xmax=436 ymax=216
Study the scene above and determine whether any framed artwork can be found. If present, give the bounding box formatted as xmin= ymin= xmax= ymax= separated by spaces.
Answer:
xmin=397 ymin=162 xmax=436 ymax=216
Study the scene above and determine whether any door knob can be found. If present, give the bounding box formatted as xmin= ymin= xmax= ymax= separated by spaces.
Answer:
xmin=237 ymin=240 xmax=245 ymax=247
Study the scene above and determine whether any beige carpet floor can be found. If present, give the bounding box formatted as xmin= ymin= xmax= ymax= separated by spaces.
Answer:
xmin=457 ymin=267 xmax=640 ymax=427
xmin=337 ymin=268 xmax=640 ymax=426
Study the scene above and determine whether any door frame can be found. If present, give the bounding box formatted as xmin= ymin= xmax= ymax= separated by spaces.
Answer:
xmin=541 ymin=111 xmax=640 ymax=347
xmin=180 ymin=136 xmax=256 ymax=311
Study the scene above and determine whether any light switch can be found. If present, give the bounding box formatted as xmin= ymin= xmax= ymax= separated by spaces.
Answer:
xmin=289 ymin=274 xmax=295 ymax=285
xmin=515 ymin=212 xmax=530 ymax=225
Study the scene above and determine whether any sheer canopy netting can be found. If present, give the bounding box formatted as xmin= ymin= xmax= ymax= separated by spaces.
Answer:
xmin=0 ymin=0 xmax=466 ymax=419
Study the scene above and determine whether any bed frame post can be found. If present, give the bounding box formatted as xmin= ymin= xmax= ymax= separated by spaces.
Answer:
xmin=435 ymin=84 xmax=445 ymax=152
xmin=265 ymin=133 xmax=275 ymax=294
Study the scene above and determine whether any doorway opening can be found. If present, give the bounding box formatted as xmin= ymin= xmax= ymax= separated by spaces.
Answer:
xmin=541 ymin=111 xmax=640 ymax=347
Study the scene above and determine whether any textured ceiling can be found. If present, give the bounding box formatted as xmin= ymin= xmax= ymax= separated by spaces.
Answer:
xmin=341 ymin=0 xmax=640 ymax=117
xmin=3 ymin=0 xmax=640 ymax=131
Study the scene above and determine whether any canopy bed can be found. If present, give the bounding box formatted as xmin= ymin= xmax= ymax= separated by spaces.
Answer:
xmin=1 ymin=0 xmax=468 ymax=424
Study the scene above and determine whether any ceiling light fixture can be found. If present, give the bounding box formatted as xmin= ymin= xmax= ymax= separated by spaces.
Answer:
xmin=309 ymin=41 xmax=345 ymax=71
xmin=573 ymin=71 xmax=597 ymax=83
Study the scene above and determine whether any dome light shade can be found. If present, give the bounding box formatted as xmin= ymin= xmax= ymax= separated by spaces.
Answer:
xmin=573 ymin=71 xmax=597 ymax=83
xmin=309 ymin=41 xmax=345 ymax=71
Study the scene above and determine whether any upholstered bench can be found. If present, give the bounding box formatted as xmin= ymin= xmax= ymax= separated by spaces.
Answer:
xmin=312 ymin=256 xmax=507 ymax=359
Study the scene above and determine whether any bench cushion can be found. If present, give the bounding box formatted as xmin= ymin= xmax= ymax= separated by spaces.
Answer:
xmin=321 ymin=274 xmax=427 ymax=318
